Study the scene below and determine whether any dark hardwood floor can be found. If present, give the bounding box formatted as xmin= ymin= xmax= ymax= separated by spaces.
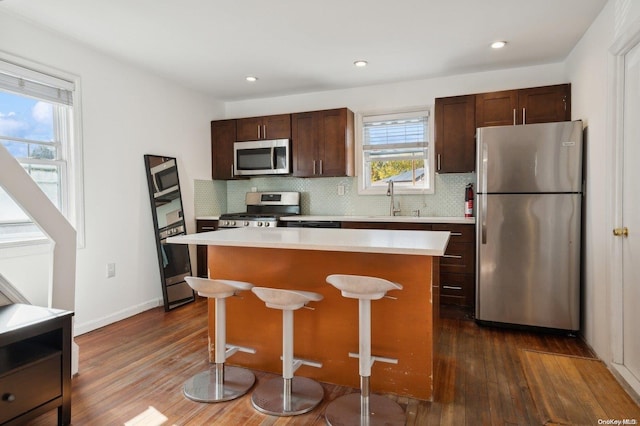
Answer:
xmin=27 ymin=297 xmax=639 ymax=425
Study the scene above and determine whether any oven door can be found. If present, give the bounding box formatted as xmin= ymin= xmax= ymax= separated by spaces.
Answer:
xmin=234 ymin=139 xmax=290 ymax=176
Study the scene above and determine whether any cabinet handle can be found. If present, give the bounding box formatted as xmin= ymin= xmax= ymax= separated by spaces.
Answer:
xmin=231 ymin=164 xmax=234 ymax=178
xmin=443 ymin=285 xmax=463 ymax=290
xmin=443 ymin=254 xmax=462 ymax=259
xmin=319 ymin=160 xmax=323 ymax=175
xmin=257 ymin=125 xmax=261 ymax=139
xmin=200 ymin=227 xmax=216 ymax=231
xmin=437 ymin=154 xmax=441 ymax=171
xmin=263 ymin=124 xmax=267 ymax=139
xmin=313 ymin=160 xmax=316 ymax=175
xmin=450 ymin=232 xmax=462 ymax=236
xmin=522 ymin=108 xmax=526 ymax=125
xmin=2 ymin=393 xmax=16 ymax=402
xmin=513 ymin=108 xmax=516 ymax=125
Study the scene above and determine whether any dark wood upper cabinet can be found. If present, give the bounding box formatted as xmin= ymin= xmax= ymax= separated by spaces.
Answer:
xmin=236 ymin=114 xmax=291 ymax=141
xmin=476 ymin=84 xmax=571 ymax=127
xmin=436 ymin=84 xmax=572 ymax=174
xmin=434 ymin=95 xmax=476 ymax=173
xmin=475 ymin=90 xmax=518 ymax=127
xmin=211 ymin=119 xmax=236 ymax=180
xmin=292 ymin=108 xmax=354 ymax=177
xmin=518 ymin=84 xmax=571 ymax=124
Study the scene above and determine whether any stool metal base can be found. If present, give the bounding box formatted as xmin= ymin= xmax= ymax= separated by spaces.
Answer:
xmin=183 ymin=365 xmax=255 ymax=403
xmin=325 ymin=393 xmax=405 ymax=426
xmin=252 ymin=376 xmax=324 ymax=416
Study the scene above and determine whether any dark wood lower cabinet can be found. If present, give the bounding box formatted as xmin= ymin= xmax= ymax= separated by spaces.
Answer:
xmin=341 ymin=221 xmax=476 ymax=308
xmin=196 ymin=219 xmax=218 ymax=278
xmin=0 ymin=304 xmax=73 ymax=426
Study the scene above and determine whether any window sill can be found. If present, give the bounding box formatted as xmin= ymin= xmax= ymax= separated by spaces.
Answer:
xmin=0 ymin=237 xmax=51 ymax=253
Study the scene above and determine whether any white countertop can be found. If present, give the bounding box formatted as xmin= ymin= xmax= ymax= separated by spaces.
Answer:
xmin=168 ymin=227 xmax=450 ymax=256
xmin=280 ymin=215 xmax=475 ymax=225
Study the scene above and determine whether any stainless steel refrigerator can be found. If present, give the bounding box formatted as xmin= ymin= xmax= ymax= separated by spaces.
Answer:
xmin=475 ymin=120 xmax=583 ymax=331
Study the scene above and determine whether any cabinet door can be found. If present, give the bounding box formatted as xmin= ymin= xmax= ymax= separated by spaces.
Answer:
xmin=235 ymin=117 xmax=263 ymax=141
xmin=196 ymin=220 xmax=217 ymax=278
xmin=292 ymin=111 xmax=317 ymax=177
xmin=211 ymin=120 xmax=236 ymax=180
xmin=518 ymin=84 xmax=571 ymax=124
xmin=236 ymin=114 xmax=291 ymax=141
xmin=318 ymin=108 xmax=354 ymax=177
xmin=475 ymin=90 xmax=518 ymax=127
xmin=262 ymin=114 xmax=291 ymax=140
xmin=435 ymin=95 xmax=476 ymax=173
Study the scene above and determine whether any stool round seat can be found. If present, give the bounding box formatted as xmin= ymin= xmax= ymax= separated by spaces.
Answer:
xmin=251 ymin=287 xmax=323 ymax=310
xmin=182 ymin=277 xmax=256 ymax=403
xmin=326 ymin=274 xmax=403 ymax=300
xmin=185 ymin=277 xmax=253 ymax=298
xmin=250 ymin=287 xmax=324 ymax=417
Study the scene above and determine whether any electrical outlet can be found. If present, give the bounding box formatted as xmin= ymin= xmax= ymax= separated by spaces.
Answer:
xmin=337 ymin=184 xmax=345 ymax=196
xmin=106 ymin=263 xmax=116 ymax=278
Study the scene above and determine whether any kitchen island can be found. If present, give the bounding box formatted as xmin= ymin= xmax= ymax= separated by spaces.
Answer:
xmin=169 ymin=227 xmax=449 ymax=400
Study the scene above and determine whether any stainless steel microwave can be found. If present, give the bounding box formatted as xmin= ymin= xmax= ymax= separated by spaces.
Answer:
xmin=150 ymin=158 xmax=180 ymax=199
xmin=233 ymin=139 xmax=291 ymax=176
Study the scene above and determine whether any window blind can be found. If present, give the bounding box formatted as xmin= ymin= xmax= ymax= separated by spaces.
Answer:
xmin=0 ymin=60 xmax=74 ymax=106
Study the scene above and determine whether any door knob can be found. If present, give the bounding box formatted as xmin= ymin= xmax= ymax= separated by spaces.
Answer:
xmin=613 ymin=227 xmax=629 ymax=237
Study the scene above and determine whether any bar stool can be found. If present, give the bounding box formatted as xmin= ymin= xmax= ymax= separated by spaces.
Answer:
xmin=325 ymin=274 xmax=406 ymax=426
xmin=251 ymin=287 xmax=324 ymax=416
xmin=183 ymin=277 xmax=256 ymax=403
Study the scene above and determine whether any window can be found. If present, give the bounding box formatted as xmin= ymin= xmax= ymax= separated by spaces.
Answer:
xmin=0 ymin=57 xmax=82 ymax=245
xmin=357 ymin=109 xmax=432 ymax=194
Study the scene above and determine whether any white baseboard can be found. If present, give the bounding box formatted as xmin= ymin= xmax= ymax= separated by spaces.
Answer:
xmin=73 ymin=298 xmax=163 ymax=336
xmin=611 ymin=362 xmax=640 ymax=404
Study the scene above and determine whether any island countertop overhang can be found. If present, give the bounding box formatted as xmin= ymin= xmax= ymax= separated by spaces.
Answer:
xmin=168 ymin=227 xmax=450 ymax=256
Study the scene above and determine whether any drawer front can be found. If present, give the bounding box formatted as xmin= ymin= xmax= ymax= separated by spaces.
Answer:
xmin=431 ymin=223 xmax=475 ymax=242
xmin=440 ymin=273 xmax=475 ymax=307
xmin=0 ymin=354 xmax=61 ymax=423
xmin=196 ymin=220 xmax=218 ymax=233
xmin=440 ymin=242 xmax=475 ymax=274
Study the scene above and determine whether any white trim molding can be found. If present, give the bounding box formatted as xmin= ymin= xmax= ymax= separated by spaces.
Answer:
xmin=608 ymin=16 xmax=640 ymax=397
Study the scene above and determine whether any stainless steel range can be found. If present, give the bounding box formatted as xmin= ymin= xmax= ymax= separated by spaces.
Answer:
xmin=218 ymin=191 xmax=300 ymax=228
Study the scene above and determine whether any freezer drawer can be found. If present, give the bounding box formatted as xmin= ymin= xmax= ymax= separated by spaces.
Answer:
xmin=476 ymin=193 xmax=581 ymax=330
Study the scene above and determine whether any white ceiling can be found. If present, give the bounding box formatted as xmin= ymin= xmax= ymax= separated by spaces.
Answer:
xmin=0 ymin=0 xmax=607 ymax=101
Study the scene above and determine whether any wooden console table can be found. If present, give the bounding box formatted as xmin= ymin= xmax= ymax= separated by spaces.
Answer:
xmin=0 ymin=304 xmax=73 ymax=425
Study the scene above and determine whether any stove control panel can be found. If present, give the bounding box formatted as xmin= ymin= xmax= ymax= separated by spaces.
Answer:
xmin=218 ymin=219 xmax=278 ymax=229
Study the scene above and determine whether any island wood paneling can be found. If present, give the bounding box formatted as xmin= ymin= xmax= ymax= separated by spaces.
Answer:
xmin=208 ymin=245 xmax=437 ymax=400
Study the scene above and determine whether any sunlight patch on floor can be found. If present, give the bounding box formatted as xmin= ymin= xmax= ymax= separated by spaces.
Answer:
xmin=124 ymin=406 xmax=173 ymax=426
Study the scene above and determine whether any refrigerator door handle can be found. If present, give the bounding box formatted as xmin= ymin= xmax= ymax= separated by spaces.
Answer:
xmin=481 ymin=192 xmax=487 ymax=244
xmin=479 ymin=135 xmax=488 ymax=244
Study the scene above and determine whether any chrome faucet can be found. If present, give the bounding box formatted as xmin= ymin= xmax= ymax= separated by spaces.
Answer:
xmin=386 ymin=180 xmax=401 ymax=216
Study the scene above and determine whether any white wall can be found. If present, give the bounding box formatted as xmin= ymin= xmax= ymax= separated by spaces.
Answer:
xmin=225 ymin=63 xmax=568 ymax=118
xmin=0 ymin=11 xmax=224 ymax=334
xmin=565 ymin=0 xmax=640 ymax=362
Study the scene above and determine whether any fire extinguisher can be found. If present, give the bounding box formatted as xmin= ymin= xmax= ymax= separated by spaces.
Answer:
xmin=465 ymin=183 xmax=474 ymax=218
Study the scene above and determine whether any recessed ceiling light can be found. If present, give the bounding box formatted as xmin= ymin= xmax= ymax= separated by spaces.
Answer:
xmin=353 ymin=60 xmax=368 ymax=67
xmin=491 ymin=41 xmax=507 ymax=49
xmin=245 ymin=76 xmax=258 ymax=82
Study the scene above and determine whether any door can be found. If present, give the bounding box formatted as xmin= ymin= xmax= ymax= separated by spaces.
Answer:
xmin=477 ymin=121 xmax=583 ymax=194
xmin=476 ymin=193 xmax=581 ymax=330
xmin=620 ymin=40 xmax=640 ymax=384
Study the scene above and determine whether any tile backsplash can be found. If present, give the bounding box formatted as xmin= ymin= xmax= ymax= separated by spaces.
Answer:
xmin=194 ymin=173 xmax=475 ymax=217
